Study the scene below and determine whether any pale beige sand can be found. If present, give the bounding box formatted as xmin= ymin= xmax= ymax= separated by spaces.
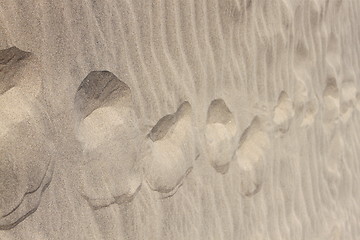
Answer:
xmin=1 ymin=0 xmax=360 ymax=239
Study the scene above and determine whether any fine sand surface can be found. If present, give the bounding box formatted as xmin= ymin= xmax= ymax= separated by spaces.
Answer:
xmin=1 ymin=0 xmax=360 ymax=239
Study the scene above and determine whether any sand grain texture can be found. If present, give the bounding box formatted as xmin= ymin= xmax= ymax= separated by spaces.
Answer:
xmin=0 ymin=0 xmax=360 ymax=239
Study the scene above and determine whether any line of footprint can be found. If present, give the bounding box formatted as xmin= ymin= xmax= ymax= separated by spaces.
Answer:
xmin=0 ymin=50 xmax=356 ymax=226
xmin=74 ymin=70 xmax=359 ymax=210
xmin=0 ymin=47 xmax=55 ymax=230
xmin=321 ymin=70 xmax=358 ymax=197
xmin=0 ymin=28 xmax=358 ymax=230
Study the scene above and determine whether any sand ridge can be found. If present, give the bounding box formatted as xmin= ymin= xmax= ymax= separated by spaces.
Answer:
xmin=0 ymin=0 xmax=360 ymax=239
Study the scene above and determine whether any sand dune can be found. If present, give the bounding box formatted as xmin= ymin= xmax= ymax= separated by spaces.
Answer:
xmin=0 ymin=0 xmax=360 ymax=239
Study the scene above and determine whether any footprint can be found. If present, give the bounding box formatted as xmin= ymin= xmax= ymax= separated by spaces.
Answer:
xmin=0 ymin=47 xmax=55 ymax=229
xmin=328 ymin=224 xmax=342 ymax=240
xmin=142 ymin=102 xmax=198 ymax=198
xmin=300 ymin=98 xmax=319 ymax=128
xmin=339 ymin=80 xmax=357 ymax=123
xmin=323 ymin=78 xmax=340 ymax=130
xmin=205 ymin=99 xmax=237 ymax=174
xmin=294 ymin=39 xmax=310 ymax=68
xmin=294 ymin=78 xmax=309 ymax=109
xmin=327 ymin=32 xmax=340 ymax=55
xmin=324 ymin=129 xmax=344 ymax=197
xmin=273 ymin=91 xmax=295 ymax=133
xmin=75 ymin=71 xmax=142 ymax=209
xmin=316 ymin=223 xmax=343 ymax=240
xmin=356 ymin=92 xmax=360 ymax=111
xmin=235 ymin=116 xmax=270 ymax=197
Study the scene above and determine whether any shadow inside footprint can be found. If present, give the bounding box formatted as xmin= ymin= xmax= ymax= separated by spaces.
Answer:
xmin=0 ymin=47 xmax=31 ymax=94
xmin=142 ymin=102 xmax=198 ymax=198
xmin=205 ymin=99 xmax=237 ymax=174
xmin=0 ymin=47 xmax=54 ymax=229
xmin=235 ymin=116 xmax=270 ymax=197
xmin=75 ymin=71 xmax=142 ymax=209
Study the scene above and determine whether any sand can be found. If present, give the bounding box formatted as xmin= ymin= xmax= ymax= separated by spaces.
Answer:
xmin=0 ymin=0 xmax=360 ymax=239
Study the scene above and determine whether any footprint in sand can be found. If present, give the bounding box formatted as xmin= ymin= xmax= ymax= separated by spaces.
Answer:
xmin=0 ymin=47 xmax=55 ymax=229
xmin=300 ymin=98 xmax=319 ymax=128
xmin=324 ymin=129 xmax=344 ymax=197
xmin=322 ymin=77 xmax=340 ymax=131
xmin=339 ymin=79 xmax=357 ymax=123
xmin=75 ymin=71 xmax=142 ymax=209
xmin=294 ymin=78 xmax=309 ymax=109
xmin=273 ymin=91 xmax=295 ymax=134
xmin=293 ymin=78 xmax=319 ymax=128
xmin=356 ymin=92 xmax=360 ymax=112
xmin=204 ymin=99 xmax=237 ymax=174
xmin=328 ymin=224 xmax=343 ymax=240
xmin=235 ymin=116 xmax=271 ymax=197
xmin=141 ymin=102 xmax=198 ymax=198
